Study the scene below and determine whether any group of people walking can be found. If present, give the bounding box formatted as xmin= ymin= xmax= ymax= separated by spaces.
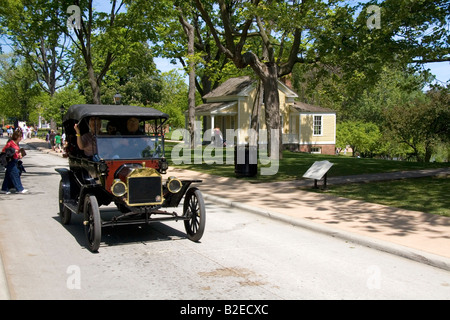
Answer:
xmin=1 ymin=126 xmax=68 ymax=195
xmin=46 ymin=129 xmax=65 ymax=153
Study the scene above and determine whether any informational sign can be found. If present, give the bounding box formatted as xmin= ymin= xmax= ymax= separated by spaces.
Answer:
xmin=303 ymin=160 xmax=334 ymax=180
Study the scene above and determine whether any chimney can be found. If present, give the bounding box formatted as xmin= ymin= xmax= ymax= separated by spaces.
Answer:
xmin=281 ymin=73 xmax=293 ymax=89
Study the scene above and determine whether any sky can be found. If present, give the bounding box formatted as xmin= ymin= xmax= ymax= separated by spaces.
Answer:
xmin=423 ymin=62 xmax=450 ymax=87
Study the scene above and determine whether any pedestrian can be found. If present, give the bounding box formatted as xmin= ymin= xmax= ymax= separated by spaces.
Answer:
xmin=1 ymin=130 xmax=27 ymax=194
xmin=55 ymin=132 xmax=62 ymax=152
xmin=22 ymin=126 xmax=27 ymax=141
xmin=212 ymin=127 xmax=224 ymax=147
xmin=49 ymin=129 xmax=56 ymax=150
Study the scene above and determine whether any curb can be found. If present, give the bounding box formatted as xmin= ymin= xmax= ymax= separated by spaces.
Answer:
xmin=203 ymin=193 xmax=450 ymax=272
xmin=0 ymin=250 xmax=11 ymax=300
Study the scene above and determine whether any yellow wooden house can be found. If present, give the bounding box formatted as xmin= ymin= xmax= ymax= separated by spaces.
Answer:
xmin=190 ymin=76 xmax=336 ymax=155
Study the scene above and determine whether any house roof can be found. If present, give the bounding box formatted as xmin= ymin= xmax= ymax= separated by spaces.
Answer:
xmin=189 ymin=101 xmax=237 ymax=115
xmin=203 ymin=76 xmax=257 ymax=99
xmin=202 ymin=75 xmax=299 ymax=101
xmin=195 ymin=76 xmax=334 ymax=115
xmin=292 ymin=101 xmax=335 ymax=113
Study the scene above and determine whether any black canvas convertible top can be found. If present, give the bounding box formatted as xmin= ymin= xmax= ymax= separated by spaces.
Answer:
xmin=63 ymin=104 xmax=169 ymax=122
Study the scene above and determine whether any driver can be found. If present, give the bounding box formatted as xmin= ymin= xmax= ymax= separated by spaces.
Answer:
xmin=125 ymin=117 xmax=143 ymax=135
xmin=74 ymin=116 xmax=102 ymax=157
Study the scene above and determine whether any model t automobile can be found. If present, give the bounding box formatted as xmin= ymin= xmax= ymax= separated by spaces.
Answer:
xmin=56 ymin=104 xmax=205 ymax=252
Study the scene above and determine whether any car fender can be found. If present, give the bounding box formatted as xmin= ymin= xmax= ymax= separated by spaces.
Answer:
xmin=55 ymin=168 xmax=78 ymax=203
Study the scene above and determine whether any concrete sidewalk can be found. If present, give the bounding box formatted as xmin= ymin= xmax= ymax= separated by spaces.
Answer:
xmin=167 ymin=167 xmax=450 ymax=269
xmin=22 ymin=138 xmax=450 ymax=271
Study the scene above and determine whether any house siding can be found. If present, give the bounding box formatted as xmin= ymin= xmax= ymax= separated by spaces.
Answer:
xmin=192 ymin=76 xmax=336 ymax=154
xmin=300 ymin=114 xmax=335 ymax=144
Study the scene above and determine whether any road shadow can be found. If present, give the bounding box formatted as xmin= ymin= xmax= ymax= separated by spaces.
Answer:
xmin=52 ymin=206 xmax=191 ymax=251
xmin=196 ymin=173 xmax=450 ymax=241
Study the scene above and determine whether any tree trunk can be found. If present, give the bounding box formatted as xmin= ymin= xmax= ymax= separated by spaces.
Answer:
xmin=424 ymin=145 xmax=433 ymax=163
xmin=87 ymin=64 xmax=101 ymax=104
xmin=187 ymin=50 xmax=196 ymax=149
xmin=250 ymin=81 xmax=262 ymax=130
xmin=260 ymin=64 xmax=282 ymax=159
xmin=178 ymin=12 xmax=196 ymax=148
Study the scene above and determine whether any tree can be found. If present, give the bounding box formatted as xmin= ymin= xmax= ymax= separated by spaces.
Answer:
xmin=29 ymin=84 xmax=86 ymax=128
xmin=354 ymin=67 xmax=431 ymax=125
xmin=99 ymin=42 xmax=162 ymax=105
xmin=132 ymin=0 xmax=249 ymax=147
xmin=176 ymin=4 xmax=197 ymax=148
xmin=384 ymin=85 xmax=450 ymax=162
xmin=379 ymin=0 xmax=450 ymax=65
xmin=156 ymin=70 xmax=189 ymax=128
xmin=63 ymin=0 xmax=151 ymax=104
xmin=337 ymin=121 xmax=381 ymax=157
xmin=0 ymin=54 xmax=41 ymax=122
xmin=0 ymin=0 xmax=73 ymax=96
xmin=289 ymin=0 xmax=449 ymax=123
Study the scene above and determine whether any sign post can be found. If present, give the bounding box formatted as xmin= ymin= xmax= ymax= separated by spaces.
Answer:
xmin=302 ymin=160 xmax=334 ymax=189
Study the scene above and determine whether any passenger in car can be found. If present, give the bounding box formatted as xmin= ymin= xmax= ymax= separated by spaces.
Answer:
xmin=74 ymin=116 xmax=102 ymax=157
xmin=106 ymin=121 xmax=119 ymax=135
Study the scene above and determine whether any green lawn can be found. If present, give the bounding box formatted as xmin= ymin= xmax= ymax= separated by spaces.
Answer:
xmin=311 ymin=175 xmax=450 ymax=217
xmin=164 ymin=142 xmax=450 ymax=216
xmin=164 ymin=142 xmax=450 ymax=183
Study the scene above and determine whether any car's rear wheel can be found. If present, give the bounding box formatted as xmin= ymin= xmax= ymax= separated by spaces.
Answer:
xmin=84 ymin=195 xmax=101 ymax=252
xmin=58 ymin=180 xmax=71 ymax=225
xmin=183 ymin=188 xmax=206 ymax=242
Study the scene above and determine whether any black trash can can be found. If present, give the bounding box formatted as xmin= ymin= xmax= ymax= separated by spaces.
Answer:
xmin=234 ymin=144 xmax=257 ymax=177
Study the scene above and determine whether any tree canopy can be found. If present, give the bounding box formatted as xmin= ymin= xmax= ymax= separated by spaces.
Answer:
xmin=0 ymin=0 xmax=448 ymax=161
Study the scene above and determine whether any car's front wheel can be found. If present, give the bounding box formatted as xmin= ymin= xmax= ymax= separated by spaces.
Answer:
xmin=183 ymin=187 xmax=206 ymax=242
xmin=83 ymin=194 xmax=101 ymax=252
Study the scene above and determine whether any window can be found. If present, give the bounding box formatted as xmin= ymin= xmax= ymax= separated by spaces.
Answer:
xmin=311 ymin=147 xmax=321 ymax=154
xmin=313 ymin=115 xmax=322 ymax=135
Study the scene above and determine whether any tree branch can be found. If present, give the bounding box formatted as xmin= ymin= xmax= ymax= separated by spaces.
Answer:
xmin=194 ymin=0 xmax=233 ymax=60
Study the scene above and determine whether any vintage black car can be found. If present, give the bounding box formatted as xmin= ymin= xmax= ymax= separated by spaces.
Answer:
xmin=56 ymin=104 xmax=205 ymax=252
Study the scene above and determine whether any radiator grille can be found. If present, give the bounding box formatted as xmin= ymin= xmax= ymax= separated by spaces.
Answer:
xmin=128 ymin=176 xmax=162 ymax=205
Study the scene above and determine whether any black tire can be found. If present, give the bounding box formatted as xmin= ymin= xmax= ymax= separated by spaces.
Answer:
xmin=58 ymin=180 xmax=71 ymax=225
xmin=83 ymin=195 xmax=101 ymax=252
xmin=183 ymin=188 xmax=206 ymax=242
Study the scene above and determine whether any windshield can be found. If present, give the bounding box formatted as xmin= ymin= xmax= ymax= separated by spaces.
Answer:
xmin=96 ymin=136 xmax=164 ymax=160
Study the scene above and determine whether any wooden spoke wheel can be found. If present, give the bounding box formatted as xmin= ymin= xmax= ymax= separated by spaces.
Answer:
xmin=58 ymin=180 xmax=71 ymax=225
xmin=183 ymin=188 xmax=206 ymax=242
xmin=83 ymin=195 xmax=101 ymax=252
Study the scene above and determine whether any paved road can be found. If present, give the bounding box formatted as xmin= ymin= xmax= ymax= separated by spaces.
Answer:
xmin=1 ymin=145 xmax=450 ymax=300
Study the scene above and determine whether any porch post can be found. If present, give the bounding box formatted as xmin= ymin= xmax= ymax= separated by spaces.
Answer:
xmin=211 ymin=115 xmax=215 ymax=144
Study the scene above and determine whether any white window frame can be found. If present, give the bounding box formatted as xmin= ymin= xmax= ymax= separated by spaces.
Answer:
xmin=313 ymin=115 xmax=323 ymax=136
xmin=311 ymin=147 xmax=322 ymax=154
